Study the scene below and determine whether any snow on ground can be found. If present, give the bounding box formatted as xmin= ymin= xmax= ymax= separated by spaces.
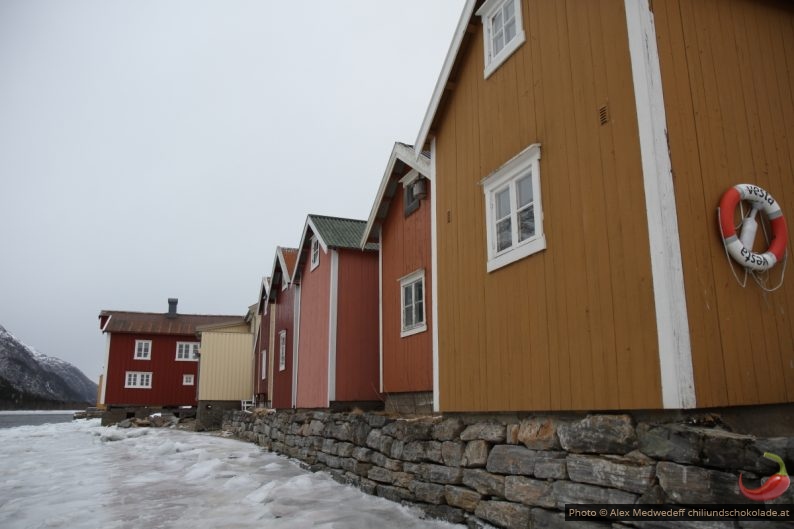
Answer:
xmin=0 ymin=420 xmax=463 ymax=529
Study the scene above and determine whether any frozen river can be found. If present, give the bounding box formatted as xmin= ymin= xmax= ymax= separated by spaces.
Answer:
xmin=0 ymin=419 xmax=461 ymax=529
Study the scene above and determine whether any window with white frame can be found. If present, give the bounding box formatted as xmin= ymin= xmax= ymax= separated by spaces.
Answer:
xmin=182 ymin=374 xmax=194 ymax=386
xmin=175 ymin=342 xmax=200 ymax=361
xmin=483 ymin=143 xmax=545 ymax=272
xmin=477 ymin=0 xmax=526 ymax=79
xmin=125 ymin=371 xmax=152 ymax=388
xmin=134 ymin=340 xmax=151 ymax=360
xmin=261 ymin=349 xmax=267 ymax=380
xmin=310 ymin=237 xmax=320 ymax=270
xmin=278 ymin=331 xmax=286 ymax=371
xmin=400 ymin=269 xmax=427 ymax=337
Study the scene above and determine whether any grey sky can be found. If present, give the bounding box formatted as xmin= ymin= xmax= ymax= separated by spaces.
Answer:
xmin=0 ymin=0 xmax=464 ymax=379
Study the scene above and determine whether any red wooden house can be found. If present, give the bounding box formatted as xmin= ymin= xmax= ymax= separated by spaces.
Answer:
xmin=361 ymin=144 xmax=434 ymax=413
xmin=98 ymin=298 xmax=241 ymax=411
xmin=293 ymin=214 xmax=380 ymax=409
xmin=265 ymin=247 xmax=299 ymax=409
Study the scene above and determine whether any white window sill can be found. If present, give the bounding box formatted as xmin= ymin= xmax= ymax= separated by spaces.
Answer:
xmin=487 ymin=235 xmax=546 ymax=272
xmin=175 ymin=358 xmax=199 ymax=362
xmin=400 ymin=323 xmax=428 ymax=338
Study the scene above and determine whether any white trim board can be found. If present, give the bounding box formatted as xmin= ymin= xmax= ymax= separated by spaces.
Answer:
xmin=292 ymin=284 xmax=301 ymax=408
xmin=328 ymin=250 xmax=339 ymax=403
xmin=378 ymin=230 xmax=384 ymax=393
xmin=625 ymin=0 xmax=695 ymax=409
xmin=430 ymin=138 xmax=440 ymax=412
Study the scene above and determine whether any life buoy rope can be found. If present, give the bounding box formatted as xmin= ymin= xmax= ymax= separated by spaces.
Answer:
xmin=718 ymin=184 xmax=788 ymax=272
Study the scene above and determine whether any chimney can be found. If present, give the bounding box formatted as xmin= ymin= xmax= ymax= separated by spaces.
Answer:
xmin=167 ymin=298 xmax=178 ymax=318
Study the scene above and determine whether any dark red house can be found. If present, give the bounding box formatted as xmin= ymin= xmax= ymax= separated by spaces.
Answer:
xmin=266 ymin=247 xmax=299 ymax=409
xmin=98 ymin=298 xmax=241 ymax=411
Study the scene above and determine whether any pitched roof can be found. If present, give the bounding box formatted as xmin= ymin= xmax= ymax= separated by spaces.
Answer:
xmin=309 ymin=214 xmax=377 ymax=250
xmin=361 ymin=142 xmax=432 ymax=245
xmin=266 ymin=246 xmax=298 ymax=301
xmin=293 ymin=215 xmax=377 ymax=281
xmin=99 ymin=311 xmax=243 ymax=336
xmin=281 ymin=247 xmax=298 ymax=276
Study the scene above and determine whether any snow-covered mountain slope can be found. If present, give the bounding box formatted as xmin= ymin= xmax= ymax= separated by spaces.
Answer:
xmin=0 ymin=324 xmax=96 ymax=407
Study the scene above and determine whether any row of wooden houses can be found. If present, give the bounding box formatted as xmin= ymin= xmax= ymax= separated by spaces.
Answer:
xmin=97 ymin=0 xmax=794 ymax=424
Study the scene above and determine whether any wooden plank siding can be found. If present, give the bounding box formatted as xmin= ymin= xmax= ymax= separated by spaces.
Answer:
xmin=197 ymin=331 xmax=253 ymax=401
xmin=295 ymin=244 xmax=331 ymax=408
xmin=105 ymin=333 xmax=201 ymax=407
xmin=653 ymin=0 xmax=794 ymax=407
xmin=267 ymin=307 xmax=276 ymax=404
xmin=381 ymin=181 xmax=433 ymax=394
xmin=434 ymin=0 xmax=662 ymax=412
xmin=272 ymin=284 xmax=296 ymax=409
xmin=254 ymin=302 xmax=272 ymax=402
xmin=335 ymin=249 xmax=380 ymax=403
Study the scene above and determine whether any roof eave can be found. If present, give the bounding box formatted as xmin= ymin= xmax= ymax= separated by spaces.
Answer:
xmin=414 ymin=0 xmax=478 ymax=155
xmin=361 ymin=143 xmax=434 ymax=247
xmin=195 ymin=319 xmax=247 ymax=333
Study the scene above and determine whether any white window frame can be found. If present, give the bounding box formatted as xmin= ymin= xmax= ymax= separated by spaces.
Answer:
xmin=125 ymin=371 xmax=152 ymax=389
xmin=261 ymin=349 xmax=267 ymax=380
xmin=182 ymin=374 xmax=194 ymax=386
xmin=399 ymin=269 xmax=427 ymax=338
xmin=310 ymin=236 xmax=320 ymax=271
xmin=482 ymin=143 xmax=545 ymax=272
xmin=175 ymin=342 xmax=200 ymax=361
xmin=278 ymin=331 xmax=286 ymax=371
xmin=477 ymin=0 xmax=526 ymax=79
xmin=134 ymin=340 xmax=151 ymax=360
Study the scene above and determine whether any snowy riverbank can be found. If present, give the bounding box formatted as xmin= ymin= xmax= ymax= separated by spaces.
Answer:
xmin=0 ymin=419 xmax=462 ymax=528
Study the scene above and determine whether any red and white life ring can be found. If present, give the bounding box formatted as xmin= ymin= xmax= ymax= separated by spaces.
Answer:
xmin=718 ymin=184 xmax=788 ymax=271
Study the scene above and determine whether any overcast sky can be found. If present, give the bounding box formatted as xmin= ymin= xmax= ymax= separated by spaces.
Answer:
xmin=0 ymin=0 xmax=465 ymax=379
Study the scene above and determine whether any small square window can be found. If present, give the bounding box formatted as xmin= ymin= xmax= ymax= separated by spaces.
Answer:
xmin=404 ymin=183 xmax=420 ymax=216
xmin=278 ymin=331 xmax=286 ymax=371
xmin=477 ymin=0 xmax=526 ymax=79
xmin=176 ymin=342 xmax=200 ymax=361
xmin=399 ymin=270 xmax=427 ymax=337
xmin=134 ymin=340 xmax=151 ymax=360
xmin=483 ymin=143 xmax=545 ymax=272
xmin=310 ymin=237 xmax=320 ymax=270
xmin=182 ymin=374 xmax=194 ymax=386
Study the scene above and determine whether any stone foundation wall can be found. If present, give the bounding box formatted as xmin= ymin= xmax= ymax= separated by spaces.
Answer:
xmin=222 ymin=410 xmax=794 ymax=528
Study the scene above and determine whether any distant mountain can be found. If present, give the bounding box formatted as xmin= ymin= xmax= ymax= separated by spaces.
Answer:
xmin=0 ymin=324 xmax=97 ymax=409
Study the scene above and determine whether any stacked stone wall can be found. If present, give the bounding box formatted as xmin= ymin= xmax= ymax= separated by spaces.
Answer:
xmin=222 ymin=410 xmax=794 ymax=529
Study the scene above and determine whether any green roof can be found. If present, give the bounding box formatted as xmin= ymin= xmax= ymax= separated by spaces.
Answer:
xmin=309 ymin=215 xmax=378 ymax=251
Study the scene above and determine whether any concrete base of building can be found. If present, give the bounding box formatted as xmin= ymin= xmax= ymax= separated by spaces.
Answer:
xmin=326 ymin=400 xmax=384 ymax=413
xmin=196 ymin=400 xmax=244 ymax=431
xmin=101 ymin=405 xmax=196 ymax=426
xmin=384 ymin=391 xmax=433 ymax=415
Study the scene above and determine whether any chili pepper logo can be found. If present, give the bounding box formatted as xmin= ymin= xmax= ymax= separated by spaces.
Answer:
xmin=738 ymin=452 xmax=790 ymax=502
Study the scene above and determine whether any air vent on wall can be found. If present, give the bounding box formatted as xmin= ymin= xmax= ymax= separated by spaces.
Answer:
xmin=599 ymin=103 xmax=610 ymax=125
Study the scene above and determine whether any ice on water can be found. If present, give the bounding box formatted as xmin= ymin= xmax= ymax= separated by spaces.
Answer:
xmin=0 ymin=420 xmax=462 ymax=529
